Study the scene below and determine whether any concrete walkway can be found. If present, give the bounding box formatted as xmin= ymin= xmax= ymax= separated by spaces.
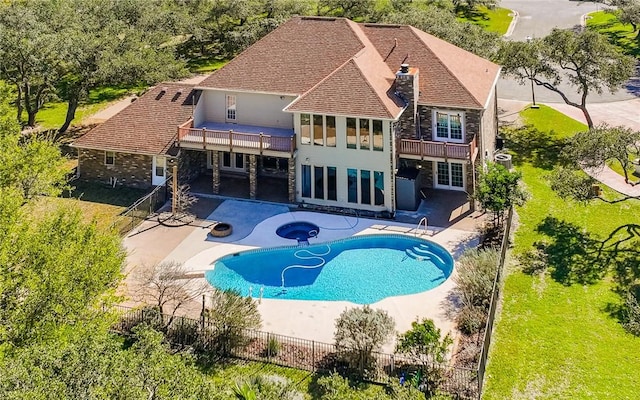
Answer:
xmin=498 ymin=98 xmax=640 ymax=197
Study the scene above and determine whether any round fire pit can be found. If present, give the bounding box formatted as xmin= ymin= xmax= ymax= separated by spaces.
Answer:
xmin=210 ymin=222 xmax=232 ymax=237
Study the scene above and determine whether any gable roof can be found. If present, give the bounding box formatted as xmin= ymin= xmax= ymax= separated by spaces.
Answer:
xmin=284 ymin=48 xmax=404 ymax=119
xmin=362 ymin=24 xmax=500 ymax=109
xmin=200 ymin=16 xmax=500 ymax=112
xmin=198 ymin=17 xmax=366 ymax=95
xmin=72 ymin=84 xmax=198 ymax=155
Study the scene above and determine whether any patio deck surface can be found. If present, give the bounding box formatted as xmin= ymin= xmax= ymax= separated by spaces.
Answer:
xmin=122 ymin=198 xmax=481 ymax=351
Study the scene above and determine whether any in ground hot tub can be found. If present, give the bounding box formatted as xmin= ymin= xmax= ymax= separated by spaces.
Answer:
xmin=276 ymin=221 xmax=319 ymax=241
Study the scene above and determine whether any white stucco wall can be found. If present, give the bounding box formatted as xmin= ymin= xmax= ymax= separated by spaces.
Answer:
xmin=294 ymin=113 xmax=396 ymax=212
xmin=193 ymin=89 xmax=295 ymax=129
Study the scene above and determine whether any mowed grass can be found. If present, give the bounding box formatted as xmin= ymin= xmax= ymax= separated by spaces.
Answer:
xmin=587 ymin=11 xmax=639 ymax=58
xmin=482 ymin=106 xmax=640 ymax=399
xmin=457 ymin=6 xmax=513 ymax=35
xmin=33 ymin=181 xmax=149 ymax=231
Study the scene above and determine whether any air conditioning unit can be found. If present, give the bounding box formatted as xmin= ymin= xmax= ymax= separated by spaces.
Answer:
xmin=494 ymin=153 xmax=513 ymax=170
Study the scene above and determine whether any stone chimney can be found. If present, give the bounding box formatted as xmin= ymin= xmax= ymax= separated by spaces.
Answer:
xmin=395 ymin=63 xmax=420 ymax=139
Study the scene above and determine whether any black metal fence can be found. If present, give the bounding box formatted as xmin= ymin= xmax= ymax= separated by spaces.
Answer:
xmin=110 ymin=305 xmax=478 ymax=399
xmin=476 ymin=207 xmax=514 ymax=396
xmin=110 ymin=181 xmax=168 ymax=236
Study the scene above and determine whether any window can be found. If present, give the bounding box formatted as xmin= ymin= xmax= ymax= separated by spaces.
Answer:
xmin=105 ymin=151 xmax=115 ymax=166
xmin=313 ymin=115 xmax=324 ymax=146
xmin=374 ymin=171 xmax=384 ymax=206
xmin=221 ymin=152 xmax=245 ymax=171
xmin=435 ymin=111 xmax=464 ymax=142
xmin=235 ymin=153 xmax=244 ymax=169
xmin=436 ymin=161 xmax=465 ymax=190
xmin=302 ymin=165 xmax=311 ymax=198
xmin=154 ymin=156 xmax=166 ymax=177
xmin=301 ymin=114 xmax=311 ymax=144
xmin=347 ymin=168 xmax=358 ymax=203
xmin=314 ymin=166 xmax=324 ymax=199
xmin=222 ymin=152 xmax=231 ymax=168
xmin=327 ymin=167 xmax=337 ymax=201
xmin=360 ymin=170 xmax=371 ymax=205
xmin=326 ymin=116 xmax=336 ymax=147
xmin=346 ymin=118 xmax=357 ymax=149
xmin=373 ymin=120 xmax=383 ymax=151
xmin=226 ymin=95 xmax=236 ymax=121
xmin=359 ymin=119 xmax=370 ymax=150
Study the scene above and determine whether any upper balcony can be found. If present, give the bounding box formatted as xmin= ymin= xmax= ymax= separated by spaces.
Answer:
xmin=398 ymin=135 xmax=477 ymax=162
xmin=177 ymin=119 xmax=296 ymax=158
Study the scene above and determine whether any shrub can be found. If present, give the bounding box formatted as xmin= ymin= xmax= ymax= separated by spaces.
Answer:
xmin=166 ymin=317 xmax=200 ymax=346
xmin=396 ymin=319 xmax=453 ymax=396
xmin=456 ymin=305 xmax=487 ymax=335
xmin=118 ymin=305 xmax=164 ymax=334
xmin=334 ymin=305 xmax=395 ymax=378
xmin=453 ymin=248 xmax=499 ymax=310
xmin=266 ymin=335 xmax=281 ymax=357
xmin=202 ymin=289 xmax=261 ymax=356
xmin=623 ymin=287 xmax=640 ymax=336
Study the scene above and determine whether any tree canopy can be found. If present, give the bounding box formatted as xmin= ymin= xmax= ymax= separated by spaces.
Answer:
xmin=498 ymin=28 xmax=636 ymax=128
xmin=473 ymin=162 xmax=527 ymax=226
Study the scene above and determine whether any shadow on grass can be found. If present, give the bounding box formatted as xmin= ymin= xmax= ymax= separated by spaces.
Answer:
xmin=64 ymin=181 xmax=149 ymax=208
xmin=501 ymin=125 xmax=568 ymax=170
xmin=523 ymin=217 xmax=640 ymax=289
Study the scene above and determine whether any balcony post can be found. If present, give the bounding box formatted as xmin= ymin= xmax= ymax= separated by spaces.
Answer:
xmin=202 ymin=128 xmax=206 ymax=149
xmin=420 ymin=139 xmax=424 ymax=160
xmin=444 ymin=142 xmax=448 ymax=162
xmin=229 ymin=130 xmax=233 ymax=152
xmin=259 ymin=133 xmax=264 ymax=155
xmin=290 ymin=136 xmax=295 ymax=156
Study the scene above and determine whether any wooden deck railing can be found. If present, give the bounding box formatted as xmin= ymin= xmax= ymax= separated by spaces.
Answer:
xmin=176 ymin=119 xmax=296 ymax=156
xmin=399 ymin=135 xmax=477 ymax=160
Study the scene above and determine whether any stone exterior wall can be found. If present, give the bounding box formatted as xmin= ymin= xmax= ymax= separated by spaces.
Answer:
xmin=394 ymin=69 xmax=419 ymax=140
xmin=480 ymin=87 xmax=498 ymax=162
xmin=78 ymin=148 xmax=153 ymax=189
xmin=417 ymin=105 xmax=481 ymax=147
xmin=178 ymin=149 xmax=206 ymax=183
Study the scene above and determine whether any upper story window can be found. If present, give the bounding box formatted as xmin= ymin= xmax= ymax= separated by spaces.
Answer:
xmin=226 ymin=95 xmax=236 ymax=121
xmin=105 ymin=151 xmax=115 ymax=166
xmin=301 ymin=113 xmax=311 ymax=144
xmin=347 ymin=118 xmax=384 ymax=151
xmin=435 ymin=111 xmax=464 ymax=142
xmin=313 ymin=115 xmax=323 ymax=146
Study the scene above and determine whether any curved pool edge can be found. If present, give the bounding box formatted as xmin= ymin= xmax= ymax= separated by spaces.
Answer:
xmin=206 ymin=233 xmax=455 ymax=304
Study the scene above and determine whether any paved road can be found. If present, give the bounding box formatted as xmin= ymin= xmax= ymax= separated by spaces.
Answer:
xmin=498 ymin=0 xmax=639 ymax=103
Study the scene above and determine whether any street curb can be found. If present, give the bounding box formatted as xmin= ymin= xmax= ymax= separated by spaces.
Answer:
xmin=504 ymin=9 xmax=519 ymax=37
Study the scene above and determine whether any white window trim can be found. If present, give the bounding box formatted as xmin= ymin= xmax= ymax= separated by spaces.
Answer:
xmin=226 ymin=94 xmax=236 ymax=122
xmin=105 ymin=151 xmax=115 ymax=166
xmin=220 ymin=151 xmax=246 ymax=172
xmin=152 ymin=156 xmax=167 ymax=186
xmin=434 ymin=161 xmax=466 ymax=191
xmin=433 ymin=110 xmax=465 ymax=144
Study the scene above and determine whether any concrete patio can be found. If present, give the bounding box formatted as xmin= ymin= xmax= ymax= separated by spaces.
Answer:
xmin=122 ymin=197 xmax=483 ymax=351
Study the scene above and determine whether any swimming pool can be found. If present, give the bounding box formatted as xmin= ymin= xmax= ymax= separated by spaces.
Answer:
xmin=206 ymin=234 xmax=454 ymax=304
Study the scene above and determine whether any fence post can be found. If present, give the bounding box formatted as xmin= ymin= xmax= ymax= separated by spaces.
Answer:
xmin=267 ymin=332 xmax=271 ymax=361
xmin=312 ymin=340 xmax=315 ymax=372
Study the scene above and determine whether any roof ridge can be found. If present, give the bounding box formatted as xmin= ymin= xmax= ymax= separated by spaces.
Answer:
xmin=350 ymin=56 xmax=396 ymax=119
xmin=407 ymin=26 xmax=483 ymax=108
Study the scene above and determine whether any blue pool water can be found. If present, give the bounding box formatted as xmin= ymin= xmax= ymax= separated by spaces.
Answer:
xmin=276 ymin=221 xmax=319 ymax=241
xmin=206 ymin=234 xmax=454 ymax=304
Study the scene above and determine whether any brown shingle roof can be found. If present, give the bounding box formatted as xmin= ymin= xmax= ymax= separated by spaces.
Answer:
xmin=285 ymin=48 xmax=404 ymax=119
xmin=200 ymin=17 xmax=499 ymax=111
xmin=362 ymin=24 xmax=500 ymax=109
xmin=198 ymin=17 xmax=366 ymax=95
xmin=72 ymin=84 xmax=198 ymax=154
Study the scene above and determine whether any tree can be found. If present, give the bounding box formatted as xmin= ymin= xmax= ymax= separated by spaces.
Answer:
xmin=0 ymin=200 xmax=125 ymax=346
xmin=563 ymin=124 xmax=640 ymax=184
xmin=601 ymin=0 xmax=640 ymax=37
xmin=55 ymin=0 xmax=189 ymax=133
xmin=334 ymin=305 xmax=395 ymax=376
xmin=203 ymin=289 xmax=262 ymax=355
xmin=473 ymin=162 xmax=527 ymax=227
xmin=548 ymin=167 xmax=596 ymax=202
xmin=499 ymin=29 xmax=636 ymax=129
xmin=138 ymin=260 xmax=208 ymax=330
xmin=318 ymin=0 xmax=377 ymax=20
xmin=395 ymin=318 xmax=453 ymax=395
xmin=382 ymin=6 xmax=500 ymax=57
xmin=0 ymin=1 xmax=63 ymax=126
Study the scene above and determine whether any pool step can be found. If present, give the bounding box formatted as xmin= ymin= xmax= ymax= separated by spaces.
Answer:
xmin=412 ymin=246 xmax=433 ymax=256
xmin=405 ymin=248 xmax=431 ymax=261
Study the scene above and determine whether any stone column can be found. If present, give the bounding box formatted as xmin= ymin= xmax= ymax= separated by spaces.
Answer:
xmin=288 ymin=157 xmax=296 ymax=203
xmin=211 ymin=151 xmax=220 ymax=194
xmin=249 ymin=154 xmax=257 ymax=199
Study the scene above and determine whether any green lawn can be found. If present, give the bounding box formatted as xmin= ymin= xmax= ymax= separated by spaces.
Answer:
xmin=587 ymin=11 xmax=639 ymax=58
xmin=457 ymin=6 xmax=513 ymax=35
xmin=483 ymin=106 xmax=640 ymax=399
